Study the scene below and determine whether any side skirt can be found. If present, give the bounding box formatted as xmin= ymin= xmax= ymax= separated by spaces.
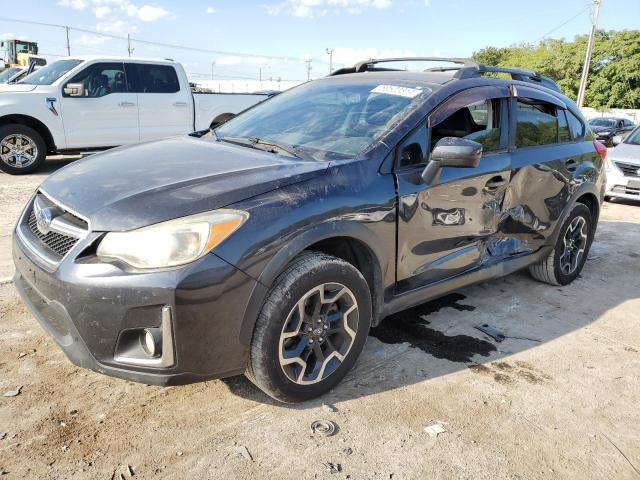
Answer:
xmin=380 ymin=246 xmax=552 ymax=318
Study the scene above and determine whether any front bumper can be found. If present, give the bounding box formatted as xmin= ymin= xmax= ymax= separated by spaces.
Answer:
xmin=605 ymin=161 xmax=640 ymax=200
xmin=12 ymin=230 xmax=260 ymax=385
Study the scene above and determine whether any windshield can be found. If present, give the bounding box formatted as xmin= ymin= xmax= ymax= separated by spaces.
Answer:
xmin=589 ymin=118 xmax=616 ymax=127
xmin=624 ymin=127 xmax=640 ymax=145
xmin=19 ymin=59 xmax=83 ymax=85
xmin=215 ymin=79 xmax=434 ymax=160
xmin=0 ymin=67 xmax=22 ymax=83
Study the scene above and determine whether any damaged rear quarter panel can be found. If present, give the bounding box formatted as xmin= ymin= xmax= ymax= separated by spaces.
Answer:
xmin=499 ymin=140 xmax=601 ymax=255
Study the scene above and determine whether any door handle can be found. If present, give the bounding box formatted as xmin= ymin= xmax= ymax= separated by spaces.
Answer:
xmin=173 ymin=101 xmax=187 ymax=107
xmin=118 ymin=101 xmax=136 ymax=107
xmin=565 ymin=159 xmax=579 ymax=172
xmin=484 ymin=176 xmax=508 ymax=190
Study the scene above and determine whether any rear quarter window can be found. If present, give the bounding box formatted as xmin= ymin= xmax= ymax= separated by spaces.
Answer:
xmin=566 ymin=111 xmax=585 ymax=139
xmin=515 ymin=100 xmax=558 ymax=147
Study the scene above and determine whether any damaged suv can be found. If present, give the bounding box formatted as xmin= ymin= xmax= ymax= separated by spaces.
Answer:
xmin=13 ymin=58 xmax=606 ymax=402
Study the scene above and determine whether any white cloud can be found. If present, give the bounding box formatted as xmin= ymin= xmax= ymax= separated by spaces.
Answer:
xmin=75 ymin=33 xmax=110 ymax=47
xmin=57 ymin=0 xmax=88 ymax=10
xmin=1 ymin=32 xmax=15 ymax=41
xmin=206 ymin=6 xmax=216 ymax=14
xmin=424 ymin=0 xmax=430 ymax=5
xmin=58 ymin=0 xmax=173 ymax=24
xmin=331 ymin=47 xmax=416 ymax=67
xmin=266 ymin=0 xmax=392 ymax=18
xmin=135 ymin=5 xmax=171 ymax=22
xmin=94 ymin=5 xmax=112 ymax=18
xmin=96 ymin=20 xmax=137 ymax=36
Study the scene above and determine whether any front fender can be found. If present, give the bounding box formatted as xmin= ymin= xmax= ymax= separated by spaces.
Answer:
xmin=0 ymin=93 xmax=66 ymax=149
xmin=236 ymin=219 xmax=389 ymax=346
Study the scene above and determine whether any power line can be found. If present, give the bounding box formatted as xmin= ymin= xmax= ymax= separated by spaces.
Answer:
xmin=535 ymin=4 xmax=591 ymax=42
xmin=0 ymin=16 xmax=306 ymax=63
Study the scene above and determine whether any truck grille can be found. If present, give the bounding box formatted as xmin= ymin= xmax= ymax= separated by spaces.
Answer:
xmin=28 ymin=209 xmax=79 ymax=257
xmin=615 ymin=162 xmax=640 ymax=178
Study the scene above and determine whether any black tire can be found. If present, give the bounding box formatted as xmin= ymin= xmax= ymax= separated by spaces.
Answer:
xmin=0 ymin=124 xmax=47 ymax=175
xmin=529 ymin=203 xmax=594 ymax=286
xmin=246 ymin=251 xmax=372 ymax=403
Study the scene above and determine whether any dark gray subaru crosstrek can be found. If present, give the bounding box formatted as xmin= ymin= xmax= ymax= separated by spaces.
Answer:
xmin=13 ymin=58 xmax=607 ymax=402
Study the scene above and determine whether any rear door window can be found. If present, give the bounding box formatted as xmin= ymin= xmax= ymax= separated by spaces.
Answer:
xmin=125 ymin=63 xmax=180 ymax=93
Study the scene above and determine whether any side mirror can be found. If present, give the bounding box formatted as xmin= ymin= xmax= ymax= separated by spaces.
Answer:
xmin=63 ymin=83 xmax=85 ymax=97
xmin=421 ymin=137 xmax=482 ymax=185
xmin=612 ymin=135 xmax=622 ymax=146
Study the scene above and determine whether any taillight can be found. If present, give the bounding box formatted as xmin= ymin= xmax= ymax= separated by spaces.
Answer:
xmin=594 ymin=141 xmax=607 ymax=162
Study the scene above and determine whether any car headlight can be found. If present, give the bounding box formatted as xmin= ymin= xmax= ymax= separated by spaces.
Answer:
xmin=96 ymin=209 xmax=248 ymax=269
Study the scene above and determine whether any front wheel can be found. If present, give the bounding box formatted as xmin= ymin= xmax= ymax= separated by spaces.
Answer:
xmin=0 ymin=124 xmax=47 ymax=175
xmin=246 ymin=251 xmax=372 ymax=403
xmin=529 ymin=203 xmax=594 ymax=286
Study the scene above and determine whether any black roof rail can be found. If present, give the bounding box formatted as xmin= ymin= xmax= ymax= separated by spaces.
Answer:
xmin=331 ymin=56 xmax=562 ymax=93
xmin=329 ymin=57 xmax=479 ymax=76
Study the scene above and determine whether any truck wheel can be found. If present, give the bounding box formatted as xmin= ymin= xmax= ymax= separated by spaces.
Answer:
xmin=246 ymin=251 xmax=372 ymax=403
xmin=0 ymin=124 xmax=47 ymax=175
xmin=529 ymin=203 xmax=594 ymax=286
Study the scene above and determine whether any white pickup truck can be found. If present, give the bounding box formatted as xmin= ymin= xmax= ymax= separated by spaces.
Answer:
xmin=0 ymin=56 xmax=272 ymax=174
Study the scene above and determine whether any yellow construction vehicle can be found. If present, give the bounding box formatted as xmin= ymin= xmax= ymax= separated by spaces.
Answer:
xmin=1 ymin=39 xmax=45 ymax=70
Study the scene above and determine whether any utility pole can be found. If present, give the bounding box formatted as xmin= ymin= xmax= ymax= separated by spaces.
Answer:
xmin=211 ymin=61 xmax=215 ymax=80
xmin=127 ymin=34 xmax=133 ymax=57
xmin=325 ymin=48 xmax=334 ymax=74
xmin=259 ymin=67 xmax=262 ymax=82
xmin=305 ymin=58 xmax=312 ymax=81
xmin=65 ymin=26 xmax=70 ymax=56
xmin=577 ymin=0 xmax=602 ymax=108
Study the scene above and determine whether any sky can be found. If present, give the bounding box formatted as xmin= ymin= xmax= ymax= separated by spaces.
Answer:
xmin=1 ymin=0 xmax=639 ymax=82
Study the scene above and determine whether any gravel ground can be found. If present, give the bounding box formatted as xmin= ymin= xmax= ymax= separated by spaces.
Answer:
xmin=0 ymin=157 xmax=639 ymax=479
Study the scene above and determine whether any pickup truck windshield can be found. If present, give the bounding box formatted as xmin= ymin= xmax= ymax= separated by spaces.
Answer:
xmin=19 ymin=59 xmax=83 ymax=85
xmin=0 ymin=67 xmax=22 ymax=83
xmin=216 ymin=79 xmax=434 ymax=160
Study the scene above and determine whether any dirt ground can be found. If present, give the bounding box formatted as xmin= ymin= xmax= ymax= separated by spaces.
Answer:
xmin=1 ymin=157 xmax=639 ymax=480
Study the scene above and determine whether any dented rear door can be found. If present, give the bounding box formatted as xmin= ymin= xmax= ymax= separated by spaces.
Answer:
xmin=495 ymin=88 xmax=577 ymax=257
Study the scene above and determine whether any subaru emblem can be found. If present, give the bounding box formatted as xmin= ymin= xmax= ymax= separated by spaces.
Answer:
xmin=34 ymin=202 xmax=54 ymax=235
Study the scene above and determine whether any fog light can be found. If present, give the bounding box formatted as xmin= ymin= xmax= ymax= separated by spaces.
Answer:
xmin=140 ymin=328 xmax=162 ymax=358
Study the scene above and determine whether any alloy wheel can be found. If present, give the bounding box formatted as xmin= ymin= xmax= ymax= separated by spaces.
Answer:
xmin=0 ymin=134 xmax=38 ymax=169
xmin=559 ymin=216 xmax=588 ymax=275
xmin=278 ymin=282 xmax=359 ymax=385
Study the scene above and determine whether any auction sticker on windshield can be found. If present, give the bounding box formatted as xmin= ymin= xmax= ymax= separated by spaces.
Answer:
xmin=371 ymin=84 xmax=423 ymax=98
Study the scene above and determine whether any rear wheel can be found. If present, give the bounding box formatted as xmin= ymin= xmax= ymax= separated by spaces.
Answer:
xmin=529 ymin=203 xmax=594 ymax=286
xmin=246 ymin=251 xmax=371 ymax=403
xmin=0 ymin=124 xmax=47 ymax=175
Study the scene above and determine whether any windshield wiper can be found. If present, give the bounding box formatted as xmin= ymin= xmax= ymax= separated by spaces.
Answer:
xmin=219 ymin=135 xmax=300 ymax=158
xmin=250 ymin=137 xmax=300 ymax=158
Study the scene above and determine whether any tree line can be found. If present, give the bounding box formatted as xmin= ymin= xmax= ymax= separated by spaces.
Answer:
xmin=472 ymin=30 xmax=639 ymax=110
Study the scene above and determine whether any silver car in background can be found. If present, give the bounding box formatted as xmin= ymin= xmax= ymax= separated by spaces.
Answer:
xmin=605 ymin=126 xmax=640 ymax=201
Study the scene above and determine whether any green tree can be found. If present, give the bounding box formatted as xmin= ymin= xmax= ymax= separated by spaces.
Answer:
xmin=473 ymin=30 xmax=640 ymax=109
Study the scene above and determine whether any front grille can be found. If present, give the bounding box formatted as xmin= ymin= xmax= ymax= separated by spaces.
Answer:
xmin=28 ymin=209 xmax=79 ymax=257
xmin=612 ymin=185 xmax=640 ymax=196
xmin=21 ymin=192 xmax=90 ymax=262
xmin=615 ymin=162 xmax=640 ymax=178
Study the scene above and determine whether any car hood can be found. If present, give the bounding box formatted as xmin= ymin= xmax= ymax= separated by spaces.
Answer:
xmin=590 ymin=125 xmax=614 ymax=133
xmin=0 ymin=83 xmax=38 ymax=93
xmin=609 ymin=142 xmax=640 ymax=164
xmin=41 ymin=135 xmax=330 ymax=231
